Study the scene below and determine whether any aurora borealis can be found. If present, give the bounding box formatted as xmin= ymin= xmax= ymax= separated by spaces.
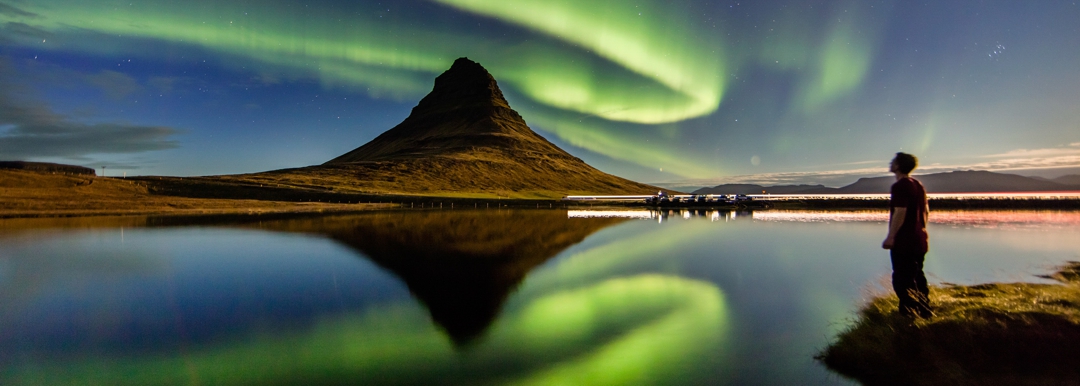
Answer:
xmin=1 ymin=0 xmax=1078 ymax=185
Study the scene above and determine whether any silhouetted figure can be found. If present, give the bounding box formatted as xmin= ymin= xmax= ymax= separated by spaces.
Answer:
xmin=881 ymin=152 xmax=933 ymax=318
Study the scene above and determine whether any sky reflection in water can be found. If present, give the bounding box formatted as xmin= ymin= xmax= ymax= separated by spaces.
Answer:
xmin=1 ymin=209 xmax=1079 ymax=385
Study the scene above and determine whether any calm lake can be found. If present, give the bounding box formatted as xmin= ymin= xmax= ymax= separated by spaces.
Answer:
xmin=2 ymin=209 xmax=1079 ymax=385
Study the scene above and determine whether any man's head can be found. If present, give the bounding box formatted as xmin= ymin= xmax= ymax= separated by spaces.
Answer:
xmin=890 ymin=152 xmax=918 ymax=174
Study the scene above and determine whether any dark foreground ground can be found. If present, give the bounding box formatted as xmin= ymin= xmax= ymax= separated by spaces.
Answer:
xmin=819 ymin=262 xmax=1080 ymax=385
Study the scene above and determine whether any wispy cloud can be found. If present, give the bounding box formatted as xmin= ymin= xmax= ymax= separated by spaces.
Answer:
xmin=0 ymin=2 xmax=47 ymax=44
xmin=970 ymin=143 xmax=1080 ymax=172
xmin=84 ymin=70 xmax=142 ymax=100
xmin=0 ymin=58 xmax=179 ymax=160
xmin=980 ymin=143 xmax=1080 ymax=159
xmin=1 ymin=21 xmax=51 ymax=42
xmin=0 ymin=3 xmax=38 ymax=18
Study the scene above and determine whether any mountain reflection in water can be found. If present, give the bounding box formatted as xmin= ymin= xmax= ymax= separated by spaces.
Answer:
xmin=0 ymin=210 xmax=733 ymax=385
xmin=246 ymin=210 xmax=629 ymax=344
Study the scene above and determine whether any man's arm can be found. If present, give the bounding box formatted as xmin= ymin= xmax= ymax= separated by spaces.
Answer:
xmin=923 ymin=202 xmax=929 ymax=226
xmin=883 ymin=207 xmax=907 ymax=249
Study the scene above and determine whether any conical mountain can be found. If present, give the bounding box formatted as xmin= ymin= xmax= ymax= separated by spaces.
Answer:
xmin=222 ymin=58 xmax=665 ymax=198
xmin=327 ymin=58 xmax=556 ymax=163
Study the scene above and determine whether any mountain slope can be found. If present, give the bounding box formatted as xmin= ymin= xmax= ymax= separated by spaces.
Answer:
xmin=1053 ymin=175 xmax=1080 ymax=186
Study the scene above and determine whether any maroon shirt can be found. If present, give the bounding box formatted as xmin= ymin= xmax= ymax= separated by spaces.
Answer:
xmin=890 ymin=177 xmax=929 ymax=253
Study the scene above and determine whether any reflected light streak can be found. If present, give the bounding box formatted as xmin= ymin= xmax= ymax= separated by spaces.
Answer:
xmin=568 ymin=210 xmax=655 ymax=219
xmin=751 ymin=192 xmax=1080 ymax=201
xmin=929 ymin=210 xmax=1080 ymax=229
xmin=752 ymin=210 xmax=1080 ymax=229
xmin=752 ymin=210 xmax=887 ymax=223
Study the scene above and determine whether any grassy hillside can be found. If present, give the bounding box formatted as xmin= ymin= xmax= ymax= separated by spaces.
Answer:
xmin=0 ymin=169 xmax=380 ymax=217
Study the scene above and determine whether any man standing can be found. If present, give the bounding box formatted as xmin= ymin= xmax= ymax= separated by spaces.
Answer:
xmin=882 ymin=152 xmax=932 ymax=318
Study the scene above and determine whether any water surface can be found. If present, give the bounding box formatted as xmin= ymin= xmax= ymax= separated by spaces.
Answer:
xmin=2 ymin=209 xmax=1078 ymax=385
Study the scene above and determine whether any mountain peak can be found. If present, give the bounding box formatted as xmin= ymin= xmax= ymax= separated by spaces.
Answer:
xmin=412 ymin=57 xmax=509 ymax=114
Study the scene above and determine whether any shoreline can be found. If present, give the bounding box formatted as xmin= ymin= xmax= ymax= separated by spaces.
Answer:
xmin=4 ymin=169 xmax=1080 ymax=219
xmin=818 ymin=262 xmax=1080 ymax=385
xmin=4 ymin=197 xmax=1080 ymax=219
xmin=5 ymin=201 xmax=1080 ymax=221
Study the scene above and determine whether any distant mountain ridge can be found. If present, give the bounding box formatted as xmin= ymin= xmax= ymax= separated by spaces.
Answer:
xmin=693 ymin=170 xmax=1080 ymax=195
xmin=1053 ymin=175 xmax=1080 ymax=186
xmin=0 ymin=161 xmax=95 ymax=175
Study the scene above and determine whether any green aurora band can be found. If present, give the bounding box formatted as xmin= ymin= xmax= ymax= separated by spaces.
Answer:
xmin=0 ymin=223 xmax=730 ymax=385
xmin=433 ymin=0 xmax=725 ymax=124
xmin=0 ymin=0 xmax=882 ymax=178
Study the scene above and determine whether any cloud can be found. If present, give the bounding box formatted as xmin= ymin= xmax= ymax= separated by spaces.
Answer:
xmin=0 ymin=101 xmax=180 ymax=158
xmin=981 ymin=144 xmax=1080 ymax=159
xmin=84 ymin=70 xmax=142 ymax=100
xmin=0 ymin=58 xmax=179 ymax=159
xmin=0 ymin=3 xmax=37 ymax=18
xmin=1 ymin=21 xmax=51 ymax=40
xmin=973 ymin=143 xmax=1080 ymax=171
xmin=0 ymin=3 xmax=46 ymax=43
xmin=147 ymin=76 xmax=178 ymax=95
xmin=18 ymin=60 xmax=145 ymax=99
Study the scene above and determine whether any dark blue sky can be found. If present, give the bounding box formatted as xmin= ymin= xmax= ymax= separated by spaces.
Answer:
xmin=1 ymin=0 xmax=1078 ymax=186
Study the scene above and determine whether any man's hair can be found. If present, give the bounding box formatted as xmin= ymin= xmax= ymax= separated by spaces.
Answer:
xmin=893 ymin=152 xmax=918 ymax=174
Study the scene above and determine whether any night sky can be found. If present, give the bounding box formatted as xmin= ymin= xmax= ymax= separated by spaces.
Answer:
xmin=1 ymin=0 xmax=1078 ymax=186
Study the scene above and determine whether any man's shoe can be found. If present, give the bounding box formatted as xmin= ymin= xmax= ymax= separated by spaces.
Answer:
xmin=916 ymin=307 xmax=935 ymax=319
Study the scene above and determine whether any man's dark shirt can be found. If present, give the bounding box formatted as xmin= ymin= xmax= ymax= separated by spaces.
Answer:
xmin=890 ymin=177 xmax=928 ymax=253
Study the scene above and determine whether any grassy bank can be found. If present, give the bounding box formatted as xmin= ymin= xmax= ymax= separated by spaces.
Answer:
xmin=819 ymin=262 xmax=1080 ymax=385
xmin=0 ymin=169 xmax=393 ymax=218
